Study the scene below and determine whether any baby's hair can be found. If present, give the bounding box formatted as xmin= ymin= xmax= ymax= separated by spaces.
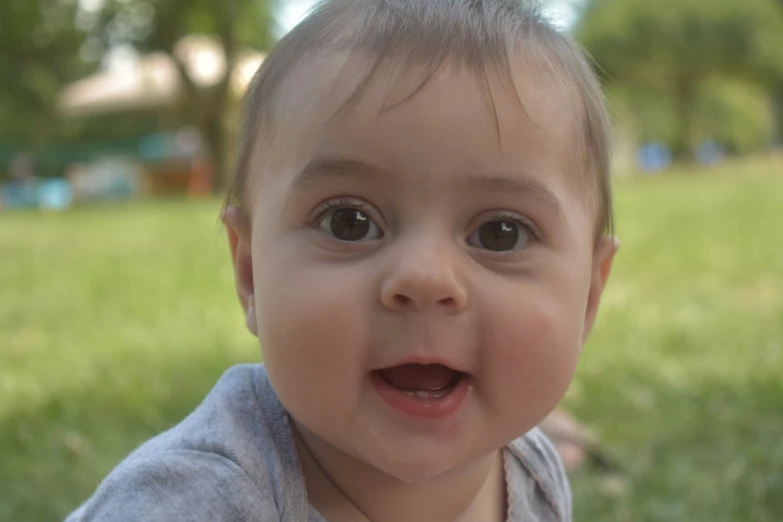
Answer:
xmin=227 ymin=0 xmax=614 ymax=240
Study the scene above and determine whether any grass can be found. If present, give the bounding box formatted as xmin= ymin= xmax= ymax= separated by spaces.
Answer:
xmin=1 ymin=160 xmax=782 ymax=521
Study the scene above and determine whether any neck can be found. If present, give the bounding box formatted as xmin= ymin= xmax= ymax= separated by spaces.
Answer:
xmin=293 ymin=422 xmax=506 ymax=522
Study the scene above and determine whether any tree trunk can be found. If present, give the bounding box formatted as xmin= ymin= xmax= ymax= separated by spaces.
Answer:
xmin=173 ymin=43 xmax=236 ymax=194
xmin=773 ymin=87 xmax=783 ymax=147
xmin=675 ymin=75 xmax=699 ymax=161
xmin=201 ymin=114 xmax=227 ymax=192
xmin=208 ymin=33 xmax=237 ymax=195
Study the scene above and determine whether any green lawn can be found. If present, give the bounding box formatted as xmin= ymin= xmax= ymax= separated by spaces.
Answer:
xmin=1 ymin=161 xmax=782 ymax=521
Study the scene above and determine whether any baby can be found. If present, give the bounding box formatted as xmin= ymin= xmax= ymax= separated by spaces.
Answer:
xmin=67 ymin=0 xmax=618 ymax=520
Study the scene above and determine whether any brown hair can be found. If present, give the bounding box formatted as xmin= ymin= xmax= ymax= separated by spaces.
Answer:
xmin=227 ymin=0 xmax=614 ymax=239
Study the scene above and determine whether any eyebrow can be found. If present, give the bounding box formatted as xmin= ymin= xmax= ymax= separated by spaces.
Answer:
xmin=288 ymin=155 xmax=563 ymax=217
xmin=464 ymin=174 xmax=564 ymax=218
xmin=289 ymin=156 xmax=389 ymax=193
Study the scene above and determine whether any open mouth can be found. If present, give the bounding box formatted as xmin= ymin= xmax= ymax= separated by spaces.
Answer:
xmin=370 ymin=363 xmax=470 ymax=418
xmin=375 ymin=363 xmax=464 ymax=398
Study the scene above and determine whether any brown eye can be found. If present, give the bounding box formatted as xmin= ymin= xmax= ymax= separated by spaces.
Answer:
xmin=467 ymin=219 xmax=530 ymax=251
xmin=317 ymin=208 xmax=382 ymax=241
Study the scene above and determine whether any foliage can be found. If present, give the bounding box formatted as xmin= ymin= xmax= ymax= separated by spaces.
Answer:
xmin=2 ymin=160 xmax=783 ymax=521
xmin=696 ymin=80 xmax=776 ymax=154
xmin=80 ymin=0 xmax=280 ymax=190
xmin=0 ymin=0 xmax=92 ymax=151
xmin=0 ymin=0 xmax=279 ymax=185
xmin=576 ymin=0 xmax=783 ymax=155
xmin=606 ymin=87 xmax=679 ymax=147
xmin=607 ymin=80 xmax=775 ymax=155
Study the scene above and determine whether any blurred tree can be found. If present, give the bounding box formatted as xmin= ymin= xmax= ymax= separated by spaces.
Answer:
xmin=0 ymin=0 xmax=90 ymax=150
xmin=576 ymin=0 xmax=783 ymax=157
xmin=696 ymin=79 xmax=776 ymax=154
xmin=85 ymin=0 xmax=279 ymax=191
xmin=606 ymin=80 xmax=775 ymax=157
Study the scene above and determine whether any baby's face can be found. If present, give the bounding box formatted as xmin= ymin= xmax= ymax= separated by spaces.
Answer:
xmin=226 ymin=56 xmax=616 ymax=482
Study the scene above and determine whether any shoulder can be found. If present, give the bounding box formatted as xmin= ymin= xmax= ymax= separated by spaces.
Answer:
xmin=67 ymin=364 xmax=309 ymax=522
xmin=66 ymin=449 xmax=271 ymax=522
xmin=505 ymin=427 xmax=572 ymax=522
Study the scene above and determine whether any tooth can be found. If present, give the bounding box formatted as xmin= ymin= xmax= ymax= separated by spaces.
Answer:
xmin=414 ymin=391 xmax=431 ymax=399
xmin=403 ymin=390 xmax=417 ymax=397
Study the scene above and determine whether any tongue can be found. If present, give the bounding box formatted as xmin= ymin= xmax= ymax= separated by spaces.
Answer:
xmin=379 ymin=364 xmax=459 ymax=391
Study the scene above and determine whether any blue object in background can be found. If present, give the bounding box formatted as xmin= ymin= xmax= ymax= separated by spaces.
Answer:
xmin=1 ymin=181 xmax=39 ymax=209
xmin=137 ymin=133 xmax=169 ymax=162
xmin=38 ymin=179 xmax=74 ymax=210
xmin=637 ymin=142 xmax=672 ymax=173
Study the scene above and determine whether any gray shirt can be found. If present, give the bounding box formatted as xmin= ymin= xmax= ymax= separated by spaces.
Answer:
xmin=66 ymin=365 xmax=571 ymax=521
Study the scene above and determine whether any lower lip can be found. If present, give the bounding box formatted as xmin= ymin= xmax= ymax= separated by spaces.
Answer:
xmin=369 ymin=372 xmax=470 ymax=419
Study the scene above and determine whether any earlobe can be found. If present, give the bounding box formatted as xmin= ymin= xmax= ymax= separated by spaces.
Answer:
xmin=222 ymin=206 xmax=258 ymax=337
xmin=582 ymin=236 xmax=619 ymax=344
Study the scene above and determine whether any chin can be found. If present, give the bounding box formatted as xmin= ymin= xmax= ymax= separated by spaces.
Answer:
xmin=371 ymin=448 xmax=468 ymax=484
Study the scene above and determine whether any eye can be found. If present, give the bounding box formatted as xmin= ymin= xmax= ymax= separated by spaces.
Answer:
xmin=466 ymin=218 xmax=532 ymax=252
xmin=316 ymin=206 xmax=383 ymax=242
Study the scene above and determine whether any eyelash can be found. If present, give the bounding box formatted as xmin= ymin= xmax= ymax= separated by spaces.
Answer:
xmin=309 ymin=198 xmax=375 ymax=227
xmin=309 ymin=199 xmax=541 ymax=243
xmin=484 ymin=212 xmax=541 ymax=243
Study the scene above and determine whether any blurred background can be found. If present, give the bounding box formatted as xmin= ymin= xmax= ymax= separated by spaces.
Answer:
xmin=1 ymin=0 xmax=782 ymax=520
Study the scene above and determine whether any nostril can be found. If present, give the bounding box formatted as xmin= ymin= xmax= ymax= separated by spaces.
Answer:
xmin=438 ymin=297 xmax=456 ymax=307
xmin=394 ymin=294 xmax=412 ymax=308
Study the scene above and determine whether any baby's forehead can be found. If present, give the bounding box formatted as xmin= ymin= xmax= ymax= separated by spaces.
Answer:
xmin=283 ymin=46 xmax=580 ymax=115
xmin=262 ymin=50 xmax=584 ymax=172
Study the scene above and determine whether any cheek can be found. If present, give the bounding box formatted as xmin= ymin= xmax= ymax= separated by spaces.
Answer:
xmin=252 ymin=248 xmax=374 ymax=424
xmin=477 ymin=278 xmax=587 ymax=425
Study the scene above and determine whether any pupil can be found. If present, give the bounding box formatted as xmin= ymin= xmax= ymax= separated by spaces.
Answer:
xmin=331 ymin=209 xmax=370 ymax=241
xmin=479 ymin=221 xmax=518 ymax=251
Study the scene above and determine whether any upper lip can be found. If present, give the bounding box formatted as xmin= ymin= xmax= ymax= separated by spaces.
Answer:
xmin=371 ymin=355 xmax=469 ymax=374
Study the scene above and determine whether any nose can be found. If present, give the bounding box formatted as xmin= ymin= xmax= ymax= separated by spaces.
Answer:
xmin=380 ymin=234 xmax=468 ymax=315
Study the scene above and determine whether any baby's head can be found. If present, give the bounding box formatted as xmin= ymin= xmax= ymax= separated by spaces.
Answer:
xmin=223 ymin=0 xmax=617 ymax=483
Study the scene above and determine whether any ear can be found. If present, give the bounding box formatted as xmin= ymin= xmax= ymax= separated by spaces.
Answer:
xmin=222 ymin=206 xmax=258 ymax=337
xmin=582 ymin=236 xmax=619 ymax=345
